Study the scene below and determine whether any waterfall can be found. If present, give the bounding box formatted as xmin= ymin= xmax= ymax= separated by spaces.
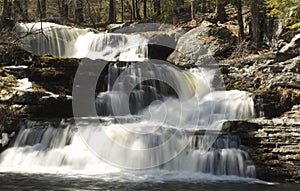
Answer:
xmin=0 ymin=111 xmax=255 ymax=177
xmin=15 ymin=22 xmax=148 ymax=61
xmin=0 ymin=22 xmax=257 ymax=179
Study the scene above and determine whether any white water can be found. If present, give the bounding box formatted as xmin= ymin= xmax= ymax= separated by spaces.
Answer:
xmin=0 ymin=22 xmax=257 ymax=181
xmin=15 ymin=22 xmax=148 ymax=61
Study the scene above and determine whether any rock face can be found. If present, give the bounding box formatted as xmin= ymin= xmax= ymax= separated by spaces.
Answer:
xmin=224 ymin=118 xmax=300 ymax=182
xmin=196 ymin=31 xmax=300 ymax=182
xmin=221 ymin=52 xmax=300 ymax=118
xmin=0 ymin=46 xmax=80 ymax=135
xmin=168 ymin=21 xmax=236 ymax=66
xmin=144 ymin=28 xmax=185 ymax=60
xmin=279 ymin=33 xmax=300 ymax=56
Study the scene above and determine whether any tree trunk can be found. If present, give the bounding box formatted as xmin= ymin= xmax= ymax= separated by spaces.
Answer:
xmin=191 ymin=1 xmax=194 ymax=20
xmin=41 ymin=0 xmax=46 ymax=18
xmin=37 ymin=0 xmax=46 ymax=19
xmin=215 ymin=0 xmax=227 ymax=23
xmin=60 ymin=0 xmax=69 ymax=20
xmin=202 ymin=0 xmax=207 ymax=13
xmin=24 ymin=0 xmax=29 ymax=21
xmin=236 ymin=0 xmax=244 ymax=41
xmin=121 ymin=0 xmax=124 ymax=22
xmin=143 ymin=0 xmax=147 ymax=19
xmin=108 ymin=0 xmax=116 ymax=23
xmin=13 ymin=0 xmax=22 ymax=20
xmin=251 ymin=0 xmax=265 ymax=49
xmin=131 ymin=0 xmax=136 ymax=20
xmin=1 ymin=0 xmax=12 ymax=21
xmin=153 ymin=0 xmax=160 ymax=18
xmin=87 ymin=0 xmax=96 ymax=28
xmin=75 ymin=0 xmax=84 ymax=23
xmin=136 ymin=0 xmax=141 ymax=20
xmin=208 ymin=0 xmax=211 ymax=12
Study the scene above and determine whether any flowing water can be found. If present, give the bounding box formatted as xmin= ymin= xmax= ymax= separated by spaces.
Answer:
xmin=0 ymin=22 xmax=296 ymax=190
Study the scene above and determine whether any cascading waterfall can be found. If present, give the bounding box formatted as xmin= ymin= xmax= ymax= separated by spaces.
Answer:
xmin=15 ymin=22 xmax=148 ymax=61
xmin=0 ymin=22 xmax=257 ymax=179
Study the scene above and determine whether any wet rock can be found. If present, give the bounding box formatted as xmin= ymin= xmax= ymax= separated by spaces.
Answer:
xmin=106 ymin=23 xmax=129 ymax=32
xmin=0 ymin=45 xmax=78 ymax=135
xmin=224 ymin=118 xmax=300 ymax=182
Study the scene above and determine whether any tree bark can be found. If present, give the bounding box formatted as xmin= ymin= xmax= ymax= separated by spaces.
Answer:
xmin=39 ymin=0 xmax=46 ymax=19
xmin=143 ymin=0 xmax=147 ymax=19
xmin=12 ymin=0 xmax=28 ymax=21
xmin=131 ymin=0 xmax=136 ymax=20
xmin=251 ymin=0 xmax=265 ymax=49
xmin=135 ymin=0 xmax=141 ymax=20
xmin=191 ymin=1 xmax=195 ymax=20
xmin=215 ymin=0 xmax=227 ymax=23
xmin=87 ymin=0 xmax=96 ymax=28
xmin=236 ymin=0 xmax=244 ymax=41
xmin=75 ymin=0 xmax=84 ymax=23
xmin=13 ymin=0 xmax=22 ymax=20
xmin=1 ymin=0 xmax=12 ymax=21
xmin=121 ymin=0 xmax=124 ymax=22
xmin=37 ymin=0 xmax=46 ymax=19
xmin=24 ymin=0 xmax=29 ymax=21
xmin=202 ymin=0 xmax=207 ymax=13
xmin=108 ymin=0 xmax=116 ymax=23
xmin=153 ymin=0 xmax=160 ymax=18
xmin=60 ymin=0 xmax=69 ymax=20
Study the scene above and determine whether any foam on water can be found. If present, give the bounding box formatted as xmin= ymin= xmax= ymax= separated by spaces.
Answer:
xmin=15 ymin=22 xmax=148 ymax=61
xmin=1 ymin=22 xmax=259 ymax=182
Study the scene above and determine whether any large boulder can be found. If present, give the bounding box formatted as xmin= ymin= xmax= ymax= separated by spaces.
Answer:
xmin=279 ymin=33 xmax=300 ymax=56
xmin=142 ymin=28 xmax=185 ymax=60
xmin=168 ymin=21 xmax=236 ymax=66
xmin=115 ymin=23 xmax=186 ymax=60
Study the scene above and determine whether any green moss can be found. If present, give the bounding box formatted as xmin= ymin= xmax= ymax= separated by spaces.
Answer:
xmin=289 ymin=22 xmax=300 ymax=29
xmin=255 ymin=52 xmax=277 ymax=61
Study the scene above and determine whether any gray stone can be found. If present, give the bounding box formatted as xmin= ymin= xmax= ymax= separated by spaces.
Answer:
xmin=279 ymin=33 xmax=300 ymax=56
xmin=168 ymin=21 xmax=236 ymax=66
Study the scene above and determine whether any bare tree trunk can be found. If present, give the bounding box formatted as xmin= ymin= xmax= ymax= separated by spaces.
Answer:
xmin=13 ymin=0 xmax=29 ymax=21
xmin=41 ymin=0 xmax=46 ymax=18
xmin=24 ymin=0 xmax=29 ymax=21
xmin=121 ymin=0 xmax=124 ymax=22
xmin=251 ymin=0 xmax=265 ymax=49
xmin=215 ymin=0 xmax=227 ymax=23
xmin=87 ymin=0 xmax=96 ymax=28
xmin=131 ymin=0 xmax=136 ymax=20
xmin=1 ymin=0 xmax=12 ymax=21
xmin=143 ymin=0 xmax=147 ymax=19
xmin=191 ymin=0 xmax=194 ymax=20
xmin=60 ymin=0 xmax=69 ymax=20
xmin=153 ymin=0 xmax=160 ymax=18
xmin=202 ymin=0 xmax=206 ymax=13
xmin=208 ymin=0 xmax=211 ymax=12
xmin=109 ymin=0 xmax=116 ymax=23
xmin=136 ymin=0 xmax=141 ymax=20
xmin=13 ymin=0 xmax=22 ymax=20
xmin=37 ymin=0 xmax=46 ymax=19
xmin=75 ymin=0 xmax=84 ymax=23
xmin=236 ymin=0 xmax=244 ymax=41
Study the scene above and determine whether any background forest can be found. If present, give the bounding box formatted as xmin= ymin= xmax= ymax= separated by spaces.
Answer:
xmin=1 ymin=0 xmax=300 ymax=51
xmin=0 ymin=0 xmax=300 ymax=54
